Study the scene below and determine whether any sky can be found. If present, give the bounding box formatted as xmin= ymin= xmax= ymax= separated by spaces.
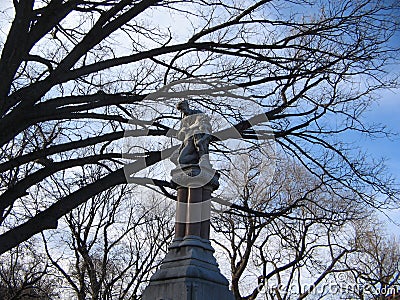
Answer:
xmin=0 ymin=0 xmax=399 ymax=235
xmin=360 ymin=88 xmax=400 ymax=236
xmin=363 ymin=90 xmax=400 ymax=176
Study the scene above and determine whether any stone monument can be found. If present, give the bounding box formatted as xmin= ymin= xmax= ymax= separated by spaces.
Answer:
xmin=142 ymin=100 xmax=234 ymax=299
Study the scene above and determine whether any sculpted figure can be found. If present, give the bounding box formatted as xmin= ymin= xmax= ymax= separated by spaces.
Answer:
xmin=173 ymin=100 xmax=212 ymax=166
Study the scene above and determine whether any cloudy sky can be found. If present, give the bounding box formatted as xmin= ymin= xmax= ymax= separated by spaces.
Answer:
xmin=362 ymin=88 xmax=400 ymax=236
xmin=0 ymin=0 xmax=398 ymax=235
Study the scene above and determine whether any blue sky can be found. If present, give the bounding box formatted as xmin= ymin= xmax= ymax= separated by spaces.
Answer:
xmin=1 ymin=0 xmax=398 ymax=237
xmin=360 ymin=89 xmax=400 ymax=177
xmin=362 ymin=88 xmax=400 ymax=236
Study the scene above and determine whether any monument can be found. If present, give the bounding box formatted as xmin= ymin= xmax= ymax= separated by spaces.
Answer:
xmin=142 ymin=100 xmax=234 ymax=299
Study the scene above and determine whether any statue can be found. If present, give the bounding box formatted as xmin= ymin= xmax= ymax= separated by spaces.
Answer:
xmin=172 ymin=100 xmax=212 ymax=167
xmin=143 ymin=99 xmax=233 ymax=300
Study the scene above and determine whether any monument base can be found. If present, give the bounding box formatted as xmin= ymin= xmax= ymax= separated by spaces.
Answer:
xmin=142 ymin=236 xmax=234 ymax=300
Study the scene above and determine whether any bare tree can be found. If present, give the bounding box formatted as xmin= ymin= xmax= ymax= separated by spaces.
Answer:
xmin=40 ymin=166 xmax=175 ymax=300
xmin=341 ymin=219 xmax=400 ymax=300
xmin=0 ymin=0 xmax=399 ymax=263
xmin=212 ymin=154 xmax=370 ymax=299
xmin=0 ymin=241 xmax=60 ymax=299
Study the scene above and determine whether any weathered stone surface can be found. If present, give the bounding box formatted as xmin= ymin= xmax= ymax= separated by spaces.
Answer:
xmin=143 ymin=102 xmax=234 ymax=299
xmin=170 ymin=164 xmax=219 ymax=190
xmin=142 ymin=236 xmax=234 ymax=300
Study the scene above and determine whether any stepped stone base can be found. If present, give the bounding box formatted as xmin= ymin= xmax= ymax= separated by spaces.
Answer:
xmin=142 ymin=236 xmax=234 ymax=300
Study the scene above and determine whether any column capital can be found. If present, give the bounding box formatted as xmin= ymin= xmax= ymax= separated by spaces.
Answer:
xmin=171 ymin=164 xmax=219 ymax=190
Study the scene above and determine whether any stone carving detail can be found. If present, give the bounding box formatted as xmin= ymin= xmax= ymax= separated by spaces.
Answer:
xmin=142 ymin=100 xmax=234 ymax=300
xmin=172 ymin=100 xmax=212 ymax=167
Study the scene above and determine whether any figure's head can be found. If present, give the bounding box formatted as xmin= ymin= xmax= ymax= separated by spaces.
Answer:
xmin=176 ymin=100 xmax=190 ymax=115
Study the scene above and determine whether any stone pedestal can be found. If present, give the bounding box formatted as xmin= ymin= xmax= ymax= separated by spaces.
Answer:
xmin=142 ymin=165 xmax=234 ymax=300
xmin=142 ymin=236 xmax=234 ymax=300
